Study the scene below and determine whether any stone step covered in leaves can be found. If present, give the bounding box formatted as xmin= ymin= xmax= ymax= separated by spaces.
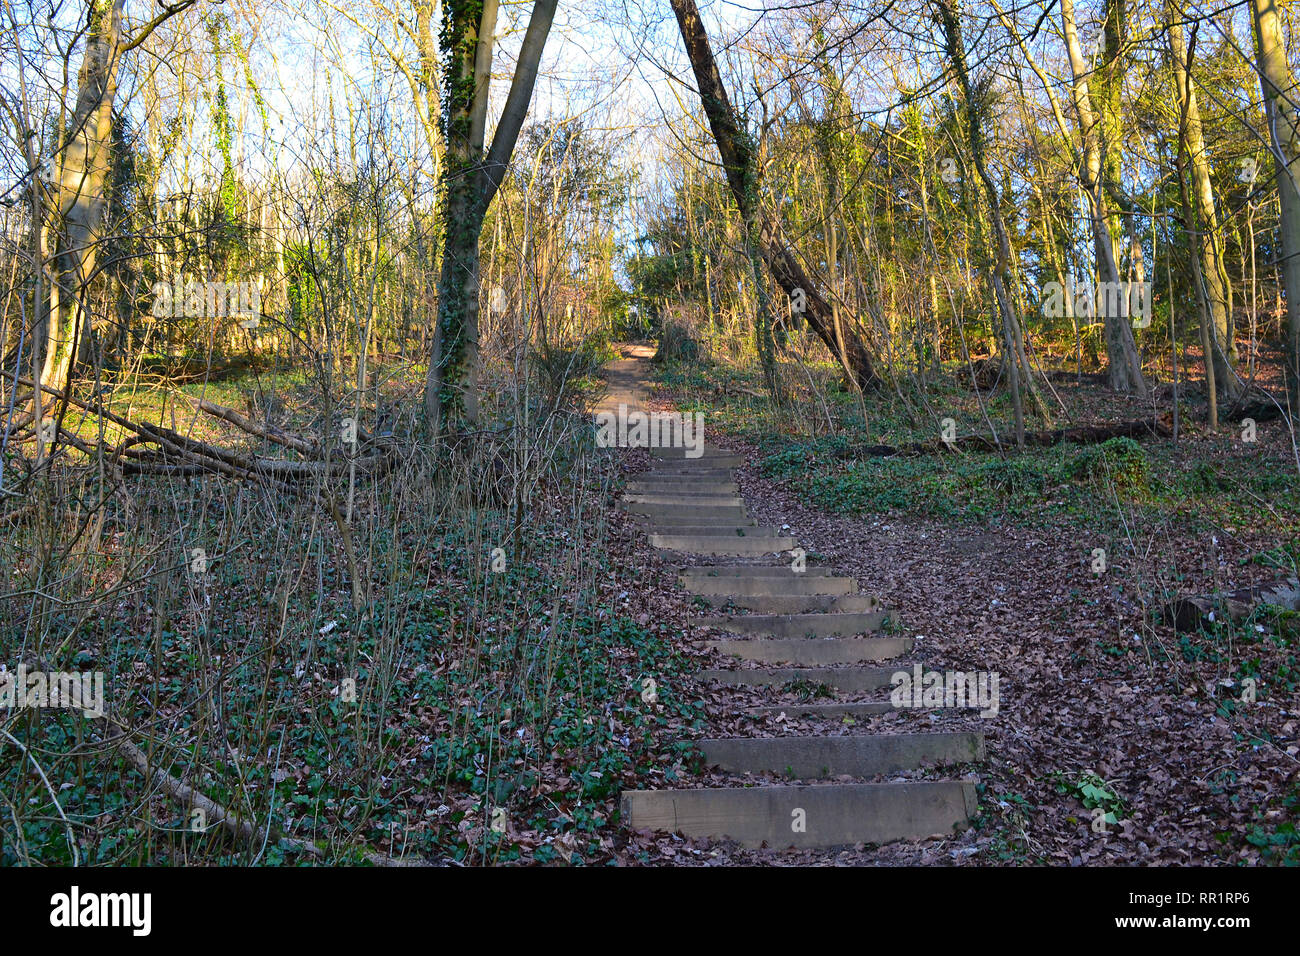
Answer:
xmin=621 ymin=782 xmax=977 ymax=849
xmin=706 ymin=636 xmax=912 ymax=665
xmin=694 ymin=611 xmax=893 ymax=637
xmin=697 ymin=731 xmax=986 ymax=778
xmin=698 ymin=593 xmax=883 ymax=614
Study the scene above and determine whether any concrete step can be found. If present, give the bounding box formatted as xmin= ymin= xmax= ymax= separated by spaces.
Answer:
xmin=696 ymin=611 xmax=891 ymax=637
xmin=683 ymin=575 xmax=855 ymax=597
xmin=640 ymin=468 xmax=735 ymax=479
xmin=634 ymin=513 xmax=759 ymax=524
xmin=625 ymin=494 xmax=744 ymax=506
xmin=650 ymin=535 xmax=796 ymax=556
xmin=698 ymin=666 xmax=897 ymax=693
xmin=745 ymin=701 xmax=897 ymax=718
xmin=649 ymin=526 xmax=782 ymax=537
xmin=683 ymin=565 xmax=835 ymax=577
xmin=645 ymin=456 xmax=741 ymax=467
xmin=622 ymin=503 xmax=749 ymax=519
xmin=626 ymin=480 xmax=738 ymax=493
xmin=700 ymin=593 xmax=882 ymax=614
xmin=621 ymin=781 xmax=977 ymax=848
xmin=649 ymin=453 xmax=745 ymax=468
xmin=626 ymin=489 xmax=744 ymax=500
xmin=649 ymin=445 xmax=734 ymax=456
xmin=698 ymin=731 xmax=985 ymax=778
xmin=634 ymin=520 xmax=762 ymax=532
xmin=707 ymin=636 xmax=912 ymax=664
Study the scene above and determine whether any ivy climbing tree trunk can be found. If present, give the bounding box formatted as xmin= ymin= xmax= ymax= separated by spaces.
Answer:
xmin=667 ymin=0 xmax=880 ymax=392
xmin=425 ymin=0 xmax=559 ymax=436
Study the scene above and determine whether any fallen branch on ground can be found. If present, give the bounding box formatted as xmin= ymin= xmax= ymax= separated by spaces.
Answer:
xmin=1 ymin=370 xmax=393 ymax=484
xmin=1164 ymin=577 xmax=1300 ymax=631
xmin=193 ymin=398 xmax=320 ymax=455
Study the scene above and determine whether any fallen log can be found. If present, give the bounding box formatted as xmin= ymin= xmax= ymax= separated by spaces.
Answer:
xmin=120 ymin=454 xmax=389 ymax=480
xmin=1164 ymin=576 xmax=1300 ymax=632
xmin=836 ymin=413 xmax=1173 ymax=458
xmin=2 ymin=370 xmax=390 ymax=484
xmin=1222 ymin=389 xmax=1292 ymax=425
xmin=961 ymin=358 xmax=1114 ymax=390
xmin=193 ymin=398 xmax=319 ymax=456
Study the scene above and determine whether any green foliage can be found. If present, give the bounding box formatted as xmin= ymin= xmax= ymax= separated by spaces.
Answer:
xmin=0 ymin=496 xmax=704 ymax=867
xmin=1245 ymin=782 xmax=1300 ymax=865
xmin=977 ymin=787 xmax=1038 ymax=863
xmin=750 ymin=428 xmax=1176 ymax=525
xmin=1185 ymin=460 xmax=1232 ymax=495
xmin=978 ymin=456 xmax=1051 ymax=497
xmin=1062 ymin=437 xmax=1149 ymax=494
xmin=781 ymin=678 xmax=834 ymax=701
xmin=200 ymin=11 xmax=253 ymax=270
xmin=1053 ymin=770 xmax=1128 ymax=826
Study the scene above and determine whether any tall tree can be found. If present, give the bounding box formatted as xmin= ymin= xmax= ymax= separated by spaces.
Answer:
xmin=1167 ymin=6 xmax=1239 ymax=403
xmin=425 ymin=0 xmax=559 ymax=433
xmin=1060 ymin=0 xmax=1147 ymax=396
xmin=33 ymin=0 xmax=196 ymax=429
xmin=1251 ymin=0 xmax=1300 ymax=406
xmin=933 ymin=0 xmax=1046 ymax=445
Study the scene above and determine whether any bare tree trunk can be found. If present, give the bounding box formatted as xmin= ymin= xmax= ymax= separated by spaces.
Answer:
xmin=40 ymin=0 xmax=127 ymax=407
xmin=29 ymin=0 xmax=194 ymax=426
xmin=1061 ymin=0 xmax=1147 ymax=396
xmin=667 ymin=0 xmax=880 ymax=391
xmin=1168 ymin=9 xmax=1240 ymax=399
xmin=1252 ymin=0 xmax=1300 ymax=407
xmin=933 ymin=0 xmax=1047 ymax=443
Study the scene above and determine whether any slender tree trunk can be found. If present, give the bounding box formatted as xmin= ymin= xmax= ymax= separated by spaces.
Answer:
xmin=1061 ymin=0 xmax=1147 ymax=396
xmin=25 ymin=0 xmax=193 ymax=432
xmin=1168 ymin=9 xmax=1240 ymax=398
xmin=934 ymin=0 xmax=1047 ymax=442
xmin=1252 ymin=0 xmax=1300 ymax=406
xmin=39 ymin=0 xmax=125 ymax=409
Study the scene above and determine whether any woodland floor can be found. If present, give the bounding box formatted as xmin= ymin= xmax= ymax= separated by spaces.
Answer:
xmin=5 ymin=346 xmax=1298 ymax=867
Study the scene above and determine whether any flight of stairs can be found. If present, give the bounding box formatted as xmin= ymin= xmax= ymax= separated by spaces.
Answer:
xmin=619 ymin=443 xmax=984 ymax=850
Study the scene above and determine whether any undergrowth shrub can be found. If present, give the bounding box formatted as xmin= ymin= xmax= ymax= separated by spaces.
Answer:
xmin=1063 ymin=436 xmax=1149 ymax=494
xmin=530 ymin=337 xmax=616 ymax=407
xmin=652 ymin=321 xmax=700 ymax=365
